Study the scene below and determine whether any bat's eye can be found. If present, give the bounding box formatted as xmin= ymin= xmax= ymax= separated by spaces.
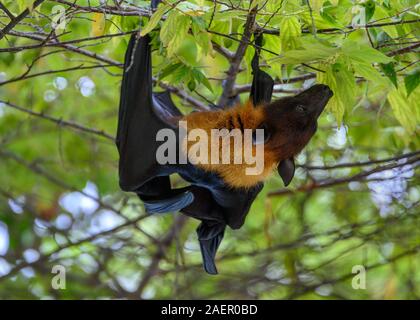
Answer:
xmin=252 ymin=125 xmax=270 ymax=145
xmin=296 ymin=104 xmax=306 ymax=113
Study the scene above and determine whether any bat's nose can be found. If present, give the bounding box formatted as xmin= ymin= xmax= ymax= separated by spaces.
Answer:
xmin=299 ymin=84 xmax=333 ymax=118
xmin=322 ymin=85 xmax=333 ymax=98
xmin=311 ymin=84 xmax=333 ymax=98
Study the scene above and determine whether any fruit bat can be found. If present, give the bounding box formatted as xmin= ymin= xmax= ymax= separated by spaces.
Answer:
xmin=116 ymin=33 xmax=333 ymax=274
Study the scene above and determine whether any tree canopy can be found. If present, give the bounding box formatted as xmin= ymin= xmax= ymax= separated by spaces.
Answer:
xmin=0 ymin=0 xmax=419 ymax=299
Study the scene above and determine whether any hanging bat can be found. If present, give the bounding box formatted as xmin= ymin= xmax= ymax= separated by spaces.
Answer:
xmin=116 ymin=33 xmax=332 ymax=274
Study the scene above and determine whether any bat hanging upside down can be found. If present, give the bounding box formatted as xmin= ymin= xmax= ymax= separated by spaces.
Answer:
xmin=116 ymin=33 xmax=333 ymax=274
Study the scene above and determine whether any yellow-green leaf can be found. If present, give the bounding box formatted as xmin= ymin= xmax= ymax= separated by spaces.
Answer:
xmin=17 ymin=0 xmax=35 ymax=12
xmin=279 ymin=16 xmax=301 ymax=52
xmin=387 ymin=86 xmax=419 ymax=134
xmin=342 ymin=40 xmax=393 ymax=64
xmin=140 ymin=4 xmax=170 ymax=37
xmin=249 ymin=0 xmax=266 ymax=11
xmin=276 ymin=39 xmax=338 ymax=64
xmin=318 ymin=62 xmax=357 ymax=125
xmin=91 ymin=12 xmax=106 ymax=37
xmin=353 ymin=62 xmax=387 ymax=86
xmin=191 ymin=17 xmax=211 ymax=57
xmin=404 ymin=70 xmax=420 ymax=97
xmin=160 ymin=11 xmax=191 ymax=58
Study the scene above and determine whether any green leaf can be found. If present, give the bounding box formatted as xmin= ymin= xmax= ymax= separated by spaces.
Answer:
xmin=404 ymin=70 xmax=420 ymax=97
xmin=320 ymin=1 xmax=339 ymax=26
xmin=91 ymin=12 xmax=106 ymax=37
xmin=275 ymin=38 xmax=338 ymax=65
xmin=249 ymin=0 xmax=266 ymax=11
xmin=210 ymin=20 xmax=230 ymax=47
xmin=192 ymin=69 xmax=213 ymax=92
xmin=177 ymin=2 xmax=208 ymax=16
xmin=171 ymin=64 xmax=190 ymax=83
xmin=353 ymin=62 xmax=387 ymax=85
xmin=158 ymin=63 xmax=183 ymax=80
xmin=191 ymin=17 xmax=212 ymax=56
xmin=187 ymin=79 xmax=196 ymax=91
xmin=380 ymin=62 xmax=398 ymax=88
xmin=276 ymin=39 xmax=338 ymax=64
xmin=387 ymin=87 xmax=419 ymax=134
xmin=174 ymin=35 xmax=198 ymax=66
xmin=279 ymin=16 xmax=301 ymax=52
xmin=140 ymin=3 xmax=170 ymax=36
xmin=17 ymin=0 xmax=35 ymax=12
xmin=363 ymin=0 xmax=376 ymax=22
xmin=312 ymin=0 xmax=346 ymax=29
xmin=318 ymin=61 xmax=357 ymax=125
xmin=373 ymin=6 xmax=399 ymax=39
xmin=342 ymin=40 xmax=393 ymax=64
xmin=160 ymin=11 xmax=191 ymax=57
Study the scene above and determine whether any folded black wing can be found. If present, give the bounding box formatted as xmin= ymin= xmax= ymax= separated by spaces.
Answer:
xmin=117 ymin=34 xmax=167 ymax=191
xmin=116 ymin=34 xmax=193 ymax=212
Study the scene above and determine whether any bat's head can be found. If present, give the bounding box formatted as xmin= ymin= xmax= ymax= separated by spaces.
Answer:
xmin=256 ymin=84 xmax=333 ymax=185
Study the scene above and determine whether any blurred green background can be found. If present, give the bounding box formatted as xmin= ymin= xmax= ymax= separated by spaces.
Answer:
xmin=0 ymin=0 xmax=419 ymax=299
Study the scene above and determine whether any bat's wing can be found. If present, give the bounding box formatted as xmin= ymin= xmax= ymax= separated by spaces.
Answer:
xmin=116 ymin=33 xmax=164 ymax=190
xmin=116 ymin=34 xmax=193 ymax=213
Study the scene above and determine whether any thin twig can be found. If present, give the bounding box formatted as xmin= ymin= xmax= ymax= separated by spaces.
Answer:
xmin=269 ymin=156 xmax=420 ymax=196
xmin=258 ymin=18 xmax=420 ymax=35
xmin=0 ymin=100 xmax=115 ymax=140
xmin=217 ymin=6 xmax=258 ymax=106
xmin=0 ymin=0 xmax=45 ymax=40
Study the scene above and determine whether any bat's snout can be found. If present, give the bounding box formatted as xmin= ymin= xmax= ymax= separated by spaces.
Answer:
xmin=316 ymin=84 xmax=334 ymax=102
xmin=298 ymin=84 xmax=333 ymax=118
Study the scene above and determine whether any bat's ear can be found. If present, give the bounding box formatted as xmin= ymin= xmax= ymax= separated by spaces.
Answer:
xmin=277 ymin=158 xmax=295 ymax=187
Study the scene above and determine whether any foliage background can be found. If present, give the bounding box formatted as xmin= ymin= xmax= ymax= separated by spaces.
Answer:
xmin=0 ymin=0 xmax=419 ymax=299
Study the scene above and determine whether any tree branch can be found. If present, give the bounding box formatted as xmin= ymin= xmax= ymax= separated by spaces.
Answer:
xmin=52 ymin=0 xmax=150 ymax=17
xmin=233 ymin=73 xmax=315 ymax=95
xmin=0 ymin=0 xmax=45 ymax=40
xmin=258 ymin=18 xmax=420 ymax=35
xmin=269 ymin=156 xmax=420 ymax=197
xmin=0 ymin=2 xmax=15 ymax=20
xmin=0 ymin=64 xmax=116 ymax=86
xmin=387 ymin=42 xmax=420 ymax=57
xmin=299 ymin=151 xmax=420 ymax=170
xmin=135 ymin=215 xmax=187 ymax=298
xmin=0 ymin=100 xmax=115 ymax=140
xmin=217 ymin=7 xmax=258 ymax=107
xmin=8 ymin=29 xmax=123 ymax=66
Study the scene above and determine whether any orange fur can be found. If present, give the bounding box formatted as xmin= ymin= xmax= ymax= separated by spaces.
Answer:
xmin=181 ymin=101 xmax=279 ymax=188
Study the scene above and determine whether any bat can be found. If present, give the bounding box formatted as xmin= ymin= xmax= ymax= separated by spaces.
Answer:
xmin=116 ymin=33 xmax=332 ymax=274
